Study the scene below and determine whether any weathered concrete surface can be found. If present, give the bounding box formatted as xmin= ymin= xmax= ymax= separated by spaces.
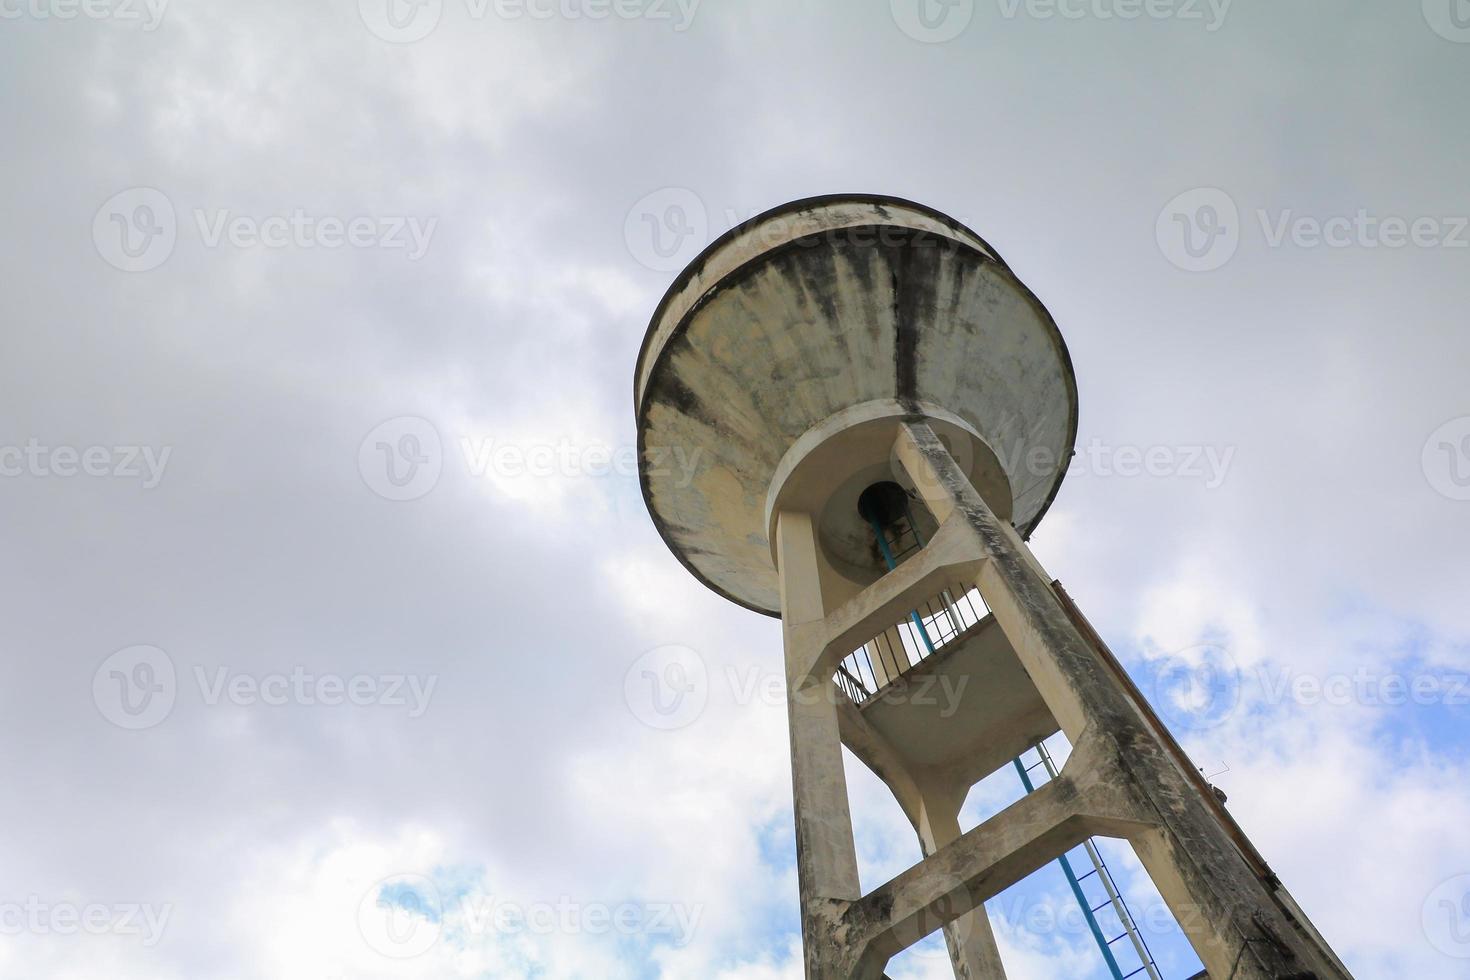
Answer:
xmin=798 ymin=730 xmax=1150 ymax=979
xmin=765 ymin=419 xmax=1352 ymax=979
xmin=635 ymin=196 xmax=1077 ymax=616
xmin=892 ymin=421 xmax=1352 ymax=980
xmin=778 ymin=511 xmax=863 ymax=911
xmin=636 ymin=195 xmax=1348 ymax=980
xmin=853 ymin=615 xmax=1058 ymax=792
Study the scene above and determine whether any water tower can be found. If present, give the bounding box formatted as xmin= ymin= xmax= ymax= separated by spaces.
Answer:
xmin=634 ymin=196 xmax=1351 ymax=980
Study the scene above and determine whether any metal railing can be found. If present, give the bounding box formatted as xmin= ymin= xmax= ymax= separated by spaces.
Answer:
xmin=834 ymin=503 xmax=1181 ymax=979
xmin=834 ymin=581 xmax=990 ymax=704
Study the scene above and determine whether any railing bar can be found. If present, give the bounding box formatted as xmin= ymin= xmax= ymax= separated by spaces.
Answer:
xmin=1111 ymin=890 xmax=1161 ymax=969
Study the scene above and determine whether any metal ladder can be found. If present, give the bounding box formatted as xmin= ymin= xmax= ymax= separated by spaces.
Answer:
xmin=864 ymin=498 xmax=1164 ymax=980
xmin=1013 ymin=740 xmax=1163 ymax=980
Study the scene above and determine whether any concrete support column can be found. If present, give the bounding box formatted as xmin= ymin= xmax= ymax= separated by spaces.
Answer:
xmin=894 ymin=421 xmax=1350 ymax=980
xmin=777 ymin=511 xmax=863 ymax=979
xmin=917 ymin=794 xmax=1008 ymax=980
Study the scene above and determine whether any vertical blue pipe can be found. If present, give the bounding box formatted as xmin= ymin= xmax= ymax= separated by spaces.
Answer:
xmin=867 ymin=513 xmax=936 ymax=656
xmin=1013 ymin=758 xmax=1126 ymax=980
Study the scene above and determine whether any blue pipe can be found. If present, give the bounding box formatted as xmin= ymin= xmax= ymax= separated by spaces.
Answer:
xmin=1013 ymin=758 xmax=1126 ymax=980
xmin=867 ymin=513 xmax=936 ymax=656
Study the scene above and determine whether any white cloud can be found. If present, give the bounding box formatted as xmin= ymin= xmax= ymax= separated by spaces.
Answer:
xmin=3 ymin=1 xmax=1468 ymax=978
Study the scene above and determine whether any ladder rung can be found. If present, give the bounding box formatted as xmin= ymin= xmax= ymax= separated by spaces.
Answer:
xmin=1122 ymin=968 xmax=1148 ymax=979
xmin=1106 ymin=932 xmax=1127 ymax=944
xmin=1076 ymin=869 xmax=1099 ymax=882
xmin=1090 ymin=900 xmax=1113 ymax=914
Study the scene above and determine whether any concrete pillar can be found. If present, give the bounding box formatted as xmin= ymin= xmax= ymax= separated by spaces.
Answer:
xmin=776 ymin=511 xmax=863 ymax=979
xmin=894 ymin=420 xmax=1350 ymax=980
xmin=917 ymin=792 xmax=1008 ymax=980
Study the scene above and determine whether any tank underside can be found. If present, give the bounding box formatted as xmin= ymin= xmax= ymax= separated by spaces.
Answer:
xmin=634 ymin=196 xmax=1078 ymax=616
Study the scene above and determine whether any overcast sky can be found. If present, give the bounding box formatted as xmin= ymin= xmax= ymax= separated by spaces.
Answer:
xmin=2 ymin=1 xmax=1469 ymax=977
